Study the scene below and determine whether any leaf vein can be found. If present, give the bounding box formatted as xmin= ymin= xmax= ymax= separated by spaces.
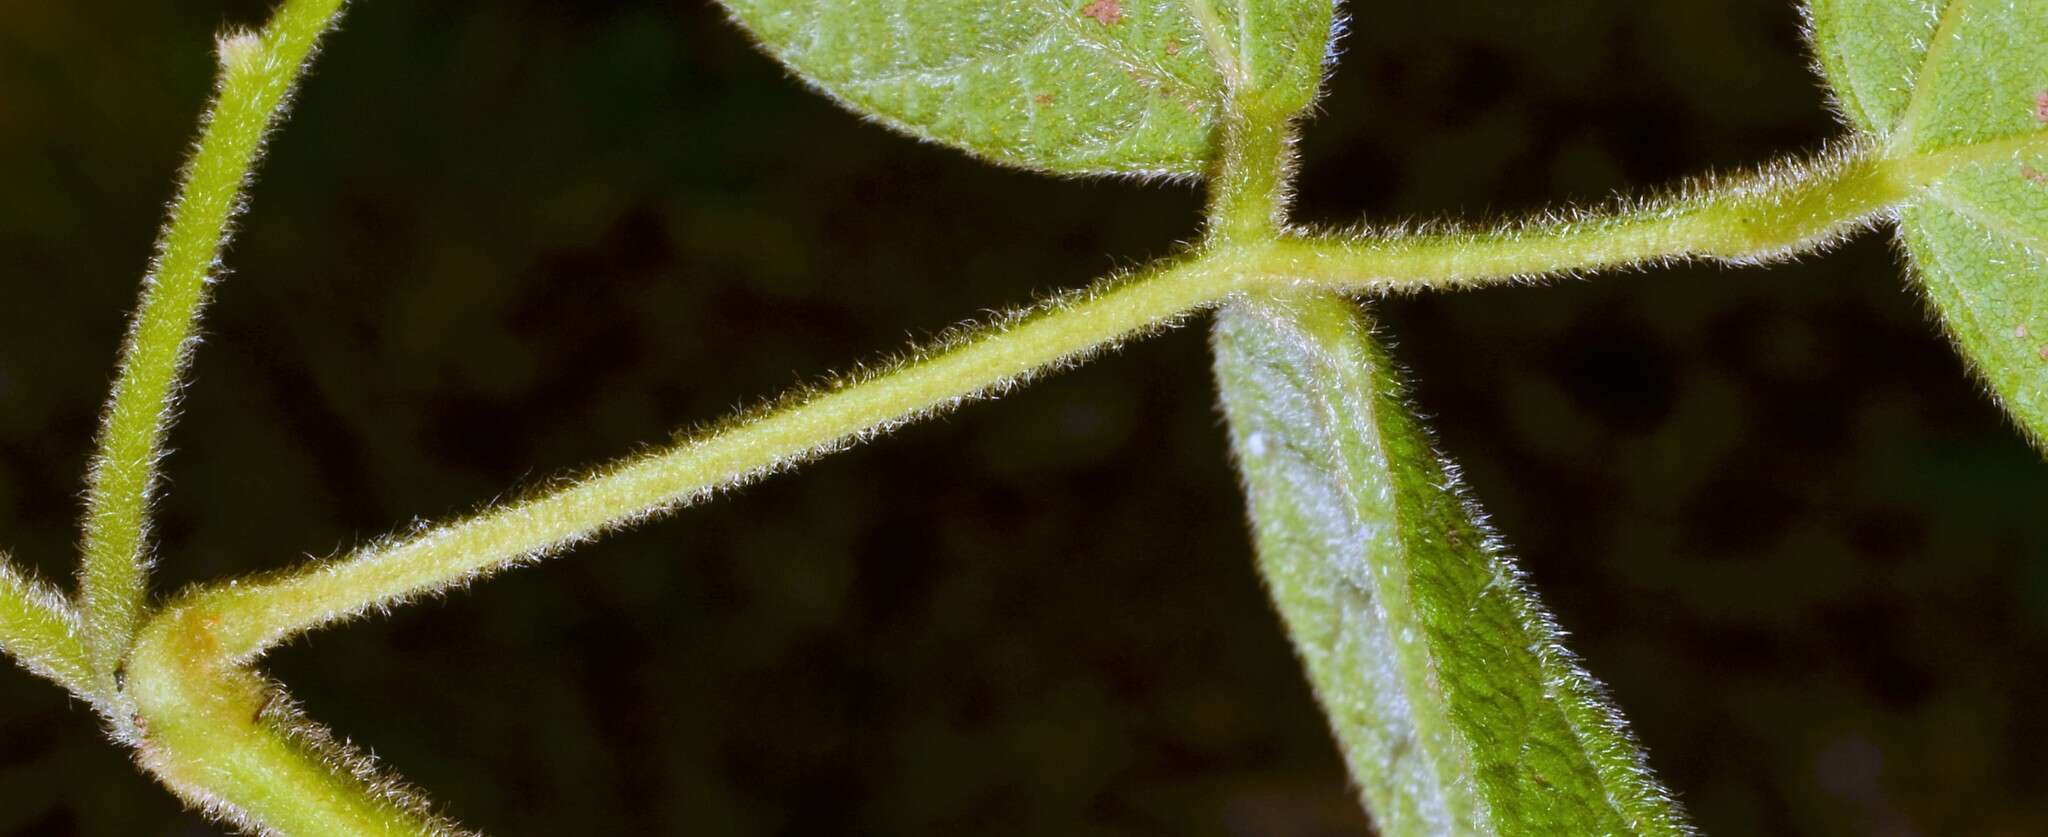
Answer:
xmin=1930 ymin=184 xmax=2048 ymax=259
xmin=1894 ymin=0 xmax=1973 ymax=148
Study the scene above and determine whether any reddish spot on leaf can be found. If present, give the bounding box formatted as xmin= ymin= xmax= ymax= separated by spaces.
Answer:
xmin=1080 ymin=0 xmax=1123 ymax=26
xmin=1033 ymin=93 xmax=1055 ymax=106
xmin=1165 ymin=40 xmax=1182 ymax=56
xmin=2035 ymin=90 xmax=2048 ymax=123
xmin=2023 ymin=164 xmax=2048 ymax=186
xmin=2038 ymin=344 xmax=2048 ymax=362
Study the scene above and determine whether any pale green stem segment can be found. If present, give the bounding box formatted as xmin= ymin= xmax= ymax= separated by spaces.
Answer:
xmin=0 ymin=553 xmax=94 ymax=699
xmin=1207 ymin=110 xmax=1296 ymax=243
xmin=78 ymin=0 xmax=348 ymax=690
xmin=171 ymin=254 xmax=1251 ymax=663
xmin=163 ymin=131 xmax=2040 ymax=666
xmin=1271 ymin=131 xmax=2048 ymax=292
xmin=1211 ymin=291 xmax=1692 ymax=835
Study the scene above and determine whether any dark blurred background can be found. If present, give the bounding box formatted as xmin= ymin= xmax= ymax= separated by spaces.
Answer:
xmin=2 ymin=1 xmax=2045 ymax=834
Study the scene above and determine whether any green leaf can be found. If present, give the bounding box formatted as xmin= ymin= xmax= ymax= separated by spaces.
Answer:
xmin=1212 ymin=291 xmax=1690 ymax=836
xmin=715 ymin=0 xmax=1336 ymax=177
xmin=1808 ymin=0 xmax=2048 ymax=445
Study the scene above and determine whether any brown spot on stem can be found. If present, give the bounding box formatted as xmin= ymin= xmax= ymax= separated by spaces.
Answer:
xmin=1080 ymin=0 xmax=1123 ymax=25
xmin=2035 ymin=90 xmax=2048 ymax=123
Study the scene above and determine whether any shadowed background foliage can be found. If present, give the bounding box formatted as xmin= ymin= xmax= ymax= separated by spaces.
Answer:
xmin=2 ymin=1 xmax=2046 ymax=834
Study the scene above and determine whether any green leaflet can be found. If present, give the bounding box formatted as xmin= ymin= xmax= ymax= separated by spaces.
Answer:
xmin=716 ymin=0 xmax=1336 ymax=177
xmin=1212 ymin=292 xmax=1690 ymax=836
xmin=1808 ymin=0 xmax=2048 ymax=445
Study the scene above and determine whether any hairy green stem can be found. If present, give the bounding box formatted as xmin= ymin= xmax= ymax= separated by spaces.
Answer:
xmin=1207 ymin=111 xmax=1297 ymax=243
xmin=1275 ymin=143 xmax=1887 ymax=289
xmin=174 ymin=253 xmax=1254 ymax=662
xmin=78 ymin=0 xmax=348 ymax=690
xmin=163 ymin=130 xmax=2041 ymax=664
xmin=1271 ymin=131 xmax=2048 ymax=292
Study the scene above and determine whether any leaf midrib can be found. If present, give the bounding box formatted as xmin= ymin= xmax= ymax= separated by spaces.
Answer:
xmin=1892 ymin=0 xmax=1972 ymax=150
xmin=1180 ymin=0 xmax=1243 ymax=90
xmin=1302 ymin=302 xmax=1646 ymax=834
xmin=1259 ymin=299 xmax=1486 ymax=833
